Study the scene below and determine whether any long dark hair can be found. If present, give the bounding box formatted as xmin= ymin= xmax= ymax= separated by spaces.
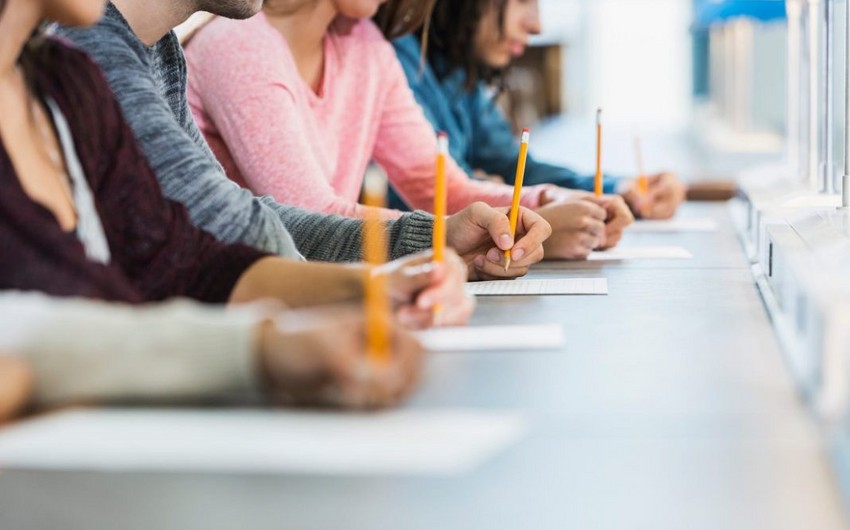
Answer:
xmin=374 ymin=0 xmax=437 ymax=40
xmin=20 ymin=33 xmax=53 ymax=97
xmin=419 ymin=0 xmax=508 ymax=90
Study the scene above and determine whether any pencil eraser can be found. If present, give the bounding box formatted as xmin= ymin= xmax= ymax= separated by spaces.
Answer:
xmin=364 ymin=165 xmax=388 ymax=195
xmin=520 ymin=128 xmax=530 ymax=143
xmin=437 ymin=132 xmax=449 ymax=154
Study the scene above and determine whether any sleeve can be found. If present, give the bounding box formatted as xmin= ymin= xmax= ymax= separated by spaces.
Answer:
xmin=270 ymin=197 xmax=434 ymax=262
xmin=190 ymin=27 xmax=434 ymax=262
xmin=60 ymin=23 xmax=303 ymax=259
xmin=188 ymin=33 xmax=401 ymax=222
xmin=80 ymin=49 xmax=268 ymax=304
xmin=62 ymin=23 xmax=430 ymax=263
xmin=469 ymin=87 xmax=618 ymax=194
xmin=370 ymin=41 xmax=552 ymax=215
xmin=0 ymin=292 xmax=263 ymax=406
xmin=392 ymin=40 xmax=478 ymax=179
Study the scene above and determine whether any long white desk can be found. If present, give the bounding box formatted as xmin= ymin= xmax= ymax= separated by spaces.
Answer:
xmin=0 ymin=203 xmax=845 ymax=529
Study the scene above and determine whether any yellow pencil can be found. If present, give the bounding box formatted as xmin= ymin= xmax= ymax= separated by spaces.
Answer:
xmin=595 ymin=108 xmax=604 ymax=196
xmin=433 ymin=132 xmax=448 ymax=319
xmin=362 ymin=166 xmax=390 ymax=366
xmin=634 ymin=135 xmax=649 ymax=195
xmin=504 ymin=128 xmax=530 ymax=272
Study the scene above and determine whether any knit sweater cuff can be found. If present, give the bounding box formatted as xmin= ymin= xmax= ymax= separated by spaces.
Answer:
xmin=390 ymin=210 xmax=434 ymax=260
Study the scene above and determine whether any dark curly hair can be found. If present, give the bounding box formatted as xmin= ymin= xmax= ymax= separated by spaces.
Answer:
xmin=419 ymin=0 xmax=508 ymax=90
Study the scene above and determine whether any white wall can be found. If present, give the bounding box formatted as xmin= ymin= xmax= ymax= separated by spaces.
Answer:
xmin=539 ymin=0 xmax=693 ymax=132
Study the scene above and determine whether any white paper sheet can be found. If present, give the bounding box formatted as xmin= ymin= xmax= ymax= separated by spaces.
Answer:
xmin=417 ymin=324 xmax=565 ymax=352
xmin=780 ymin=194 xmax=842 ymax=208
xmin=465 ymin=278 xmax=608 ymax=296
xmin=629 ymin=218 xmax=719 ymax=233
xmin=0 ymin=409 xmax=526 ymax=476
xmin=588 ymin=246 xmax=693 ymax=261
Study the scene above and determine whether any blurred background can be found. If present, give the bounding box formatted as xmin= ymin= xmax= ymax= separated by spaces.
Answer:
xmin=502 ymin=0 xmax=803 ymax=180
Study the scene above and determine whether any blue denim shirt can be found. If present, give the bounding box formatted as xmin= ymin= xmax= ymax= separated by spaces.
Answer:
xmin=389 ymin=35 xmax=617 ymax=210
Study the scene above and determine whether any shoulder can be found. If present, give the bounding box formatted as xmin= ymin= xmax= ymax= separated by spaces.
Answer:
xmin=345 ymin=17 xmax=385 ymax=42
xmin=57 ymin=4 xmax=146 ymax=63
xmin=188 ymin=13 xmax=275 ymax=58
xmin=33 ymin=38 xmax=127 ymax=178
xmin=38 ymin=37 xmax=114 ymax=97
xmin=186 ymin=13 xmax=285 ymax=75
xmin=390 ymin=34 xmax=430 ymax=87
xmin=331 ymin=18 xmax=395 ymax=60
xmin=392 ymin=34 xmax=421 ymax=63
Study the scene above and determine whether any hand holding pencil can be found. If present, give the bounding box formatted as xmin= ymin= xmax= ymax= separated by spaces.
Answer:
xmin=621 ymin=135 xmax=687 ymax=219
xmin=361 ymin=158 xmax=474 ymax=333
xmin=260 ymin=306 xmax=424 ymax=409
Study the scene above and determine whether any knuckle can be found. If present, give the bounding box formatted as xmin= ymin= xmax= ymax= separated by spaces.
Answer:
xmin=469 ymin=201 xmax=488 ymax=217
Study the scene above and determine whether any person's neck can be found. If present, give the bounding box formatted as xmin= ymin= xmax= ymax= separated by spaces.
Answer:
xmin=0 ymin=0 xmax=42 ymax=79
xmin=263 ymin=1 xmax=337 ymax=66
xmin=111 ymin=0 xmax=196 ymax=46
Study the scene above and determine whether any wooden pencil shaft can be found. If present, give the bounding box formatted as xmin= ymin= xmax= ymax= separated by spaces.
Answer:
xmin=433 ymin=133 xmax=448 ymax=263
xmin=362 ymin=167 xmax=390 ymax=364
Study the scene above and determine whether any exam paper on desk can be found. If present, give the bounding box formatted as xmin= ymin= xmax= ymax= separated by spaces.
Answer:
xmin=417 ymin=324 xmax=565 ymax=352
xmin=629 ymin=218 xmax=719 ymax=233
xmin=0 ymin=409 xmax=526 ymax=476
xmin=465 ymin=278 xmax=608 ymax=296
xmin=588 ymin=246 xmax=693 ymax=261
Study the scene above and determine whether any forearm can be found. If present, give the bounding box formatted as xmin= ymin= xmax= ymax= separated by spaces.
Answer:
xmin=443 ymin=176 xmax=549 ymax=214
xmin=476 ymin=152 xmax=617 ymax=194
xmin=229 ymin=257 xmax=366 ymax=308
xmin=390 ymin=210 xmax=434 ymax=259
xmin=60 ymin=25 xmax=303 ymax=259
xmin=0 ymin=293 xmax=263 ymax=407
xmin=271 ymin=200 xmax=434 ymax=262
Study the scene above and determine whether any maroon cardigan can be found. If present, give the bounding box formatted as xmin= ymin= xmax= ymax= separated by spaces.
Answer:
xmin=0 ymin=38 xmax=268 ymax=304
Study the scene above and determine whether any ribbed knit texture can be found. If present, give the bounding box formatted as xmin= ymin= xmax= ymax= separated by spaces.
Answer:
xmin=0 ymin=37 xmax=267 ymax=304
xmin=186 ymin=15 xmax=549 ymax=220
xmin=59 ymin=4 xmax=435 ymax=262
xmin=44 ymin=97 xmax=112 ymax=265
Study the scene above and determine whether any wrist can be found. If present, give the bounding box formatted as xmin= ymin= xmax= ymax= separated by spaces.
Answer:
xmin=394 ymin=211 xmax=435 ymax=259
xmin=254 ymin=320 xmax=277 ymax=394
xmin=616 ymin=178 xmax=634 ymax=195
xmin=535 ymin=185 xmax=561 ymax=207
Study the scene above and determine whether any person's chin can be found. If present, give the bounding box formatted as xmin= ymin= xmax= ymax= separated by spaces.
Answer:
xmin=215 ymin=0 xmax=263 ymax=20
xmin=487 ymin=56 xmax=512 ymax=69
xmin=44 ymin=1 xmax=107 ymax=28
xmin=342 ymin=8 xmax=380 ymax=19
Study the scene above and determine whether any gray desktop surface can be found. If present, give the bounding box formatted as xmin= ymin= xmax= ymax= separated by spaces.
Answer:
xmin=0 ymin=204 xmax=844 ymax=530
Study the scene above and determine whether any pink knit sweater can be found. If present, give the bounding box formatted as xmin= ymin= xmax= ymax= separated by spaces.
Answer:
xmin=185 ymin=14 xmax=550 ymax=221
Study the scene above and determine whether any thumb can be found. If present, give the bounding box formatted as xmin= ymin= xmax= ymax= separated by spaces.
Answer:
xmin=470 ymin=203 xmax=514 ymax=250
xmin=584 ymin=201 xmax=608 ymax=220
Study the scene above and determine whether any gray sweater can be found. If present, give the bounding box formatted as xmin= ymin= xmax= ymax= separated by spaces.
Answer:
xmin=59 ymin=4 xmax=433 ymax=262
